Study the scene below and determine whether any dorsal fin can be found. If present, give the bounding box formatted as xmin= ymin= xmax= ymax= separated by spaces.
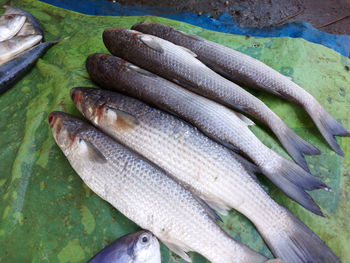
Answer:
xmin=176 ymin=30 xmax=203 ymax=42
xmin=139 ymin=35 xmax=164 ymax=53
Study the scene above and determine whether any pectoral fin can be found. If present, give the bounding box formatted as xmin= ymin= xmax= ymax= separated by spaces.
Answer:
xmin=139 ymin=35 xmax=164 ymax=53
xmin=83 ymin=140 xmax=107 ymax=164
xmin=162 ymin=241 xmax=192 ymax=262
xmin=126 ymin=63 xmax=157 ymax=78
xmin=105 ymin=106 xmax=139 ymax=129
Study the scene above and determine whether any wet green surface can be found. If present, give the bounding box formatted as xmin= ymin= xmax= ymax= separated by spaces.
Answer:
xmin=0 ymin=0 xmax=349 ymax=262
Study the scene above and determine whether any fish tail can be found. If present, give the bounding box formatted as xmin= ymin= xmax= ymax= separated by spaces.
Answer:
xmin=305 ymin=101 xmax=350 ymax=156
xmin=262 ymin=153 xmax=327 ymax=216
xmin=275 ymin=123 xmax=320 ymax=172
xmin=260 ymin=209 xmax=341 ymax=263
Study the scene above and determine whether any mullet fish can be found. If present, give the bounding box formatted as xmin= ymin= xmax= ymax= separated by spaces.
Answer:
xmin=88 ymin=230 xmax=161 ymax=263
xmin=85 ymin=53 xmax=327 ymax=216
xmin=0 ymin=14 xmax=26 ymax=41
xmin=49 ymin=111 xmax=269 ymax=263
xmin=72 ymin=87 xmax=341 ymax=263
xmin=132 ymin=22 xmax=350 ymax=156
xmin=103 ymin=27 xmax=320 ymax=172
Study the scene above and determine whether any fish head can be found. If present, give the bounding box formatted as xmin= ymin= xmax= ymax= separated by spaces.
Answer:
xmin=0 ymin=14 xmax=26 ymax=28
xmin=48 ymin=111 xmax=90 ymax=157
xmin=132 ymin=231 xmax=161 ymax=262
xmin=132 ymin=21 xmax=175 ymax=37
xmin=71 ymin=87 xmax=139 ymax=131
xmin=103 ymin=27 xmax=144 ymax=56
xmin=86 ymin=53 xmax=130 ymax=79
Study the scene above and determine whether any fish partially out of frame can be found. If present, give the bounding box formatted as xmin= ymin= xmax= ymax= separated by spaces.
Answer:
xmin=132 ymin=22 xmax=350 ymax=157
xmin=88 ymin=230 xmax=161 ymax=263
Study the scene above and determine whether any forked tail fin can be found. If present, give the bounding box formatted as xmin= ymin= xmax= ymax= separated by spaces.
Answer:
xmin=261 ymin=153 xmax=328 ymax=216
xmin=260 ymin=209 xmax=341 ymax=263
xmin=305 ymin=101 xmax=350 ymax=156
xmin=275 ymin=124 xmax=320 ymax=172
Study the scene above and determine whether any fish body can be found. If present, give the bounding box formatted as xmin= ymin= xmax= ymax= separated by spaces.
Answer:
xmin=0 ymin=14 xmax=26 ymax=41
xmin=3 ymin=4 xmax=43 ymax=36
xmin=0 ymin=34 xmax=42 ymax=65
xmin=88 ymin=230 xmax=161 ymax=263
xmin=49 ymin=111 xmax=268 ymax=263
xmin=72 ymin=86 xmax=341 ymax=263
xmin=0 ymin=41 xmax=57 ymax=93
xmin=85 ymin=53 xmax=326 ymax=216
xmin=103 ymin=27 xmax=320 ymax=172
xmin=132 ymin=22 xmax=350 ymax=156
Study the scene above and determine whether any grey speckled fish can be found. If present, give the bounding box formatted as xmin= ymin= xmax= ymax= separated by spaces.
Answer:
xmin=48 ymin=111 xmax=268 ymax=263
xmin=132 ymin=22 xmax=350 ymax=157
xmin=0 ymin=14 xmax=26 ymax=41
xmin=103 ymin=27 xmax=320 ymax=172
xmin=72 ymin=87 xmax=341 ymax=263
xmin=88 ymin=230 xmax=161 ymax=263
xmin=85 ymin=53 xmax=328 ymax=217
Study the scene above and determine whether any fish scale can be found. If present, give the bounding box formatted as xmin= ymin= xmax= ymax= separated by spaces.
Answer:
xmin=132 ymin=22 xmax=350 ymax=158
xmin=72 ymin=87 xmax=340 ymax=263
xmin=50 ymin=112 xmax=267 ymax=263
xmin=85 ymin=53 xmax=326 ymax=217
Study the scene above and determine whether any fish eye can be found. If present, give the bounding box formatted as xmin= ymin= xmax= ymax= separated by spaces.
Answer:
xmin=78 ymin=138 xmax=83 ymax=143
xmin=140 ymin=234 xmax=150 ymax=245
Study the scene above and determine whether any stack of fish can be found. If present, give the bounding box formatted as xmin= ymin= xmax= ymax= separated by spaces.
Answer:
xmin=49 ymin=22 xmax=348 ymax=263
xmin=0 ymin=4 xmax=56 ymax=93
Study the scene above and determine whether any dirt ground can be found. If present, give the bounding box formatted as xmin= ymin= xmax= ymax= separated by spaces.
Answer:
xmin=113 ymin=0 xmax=350 ymax=36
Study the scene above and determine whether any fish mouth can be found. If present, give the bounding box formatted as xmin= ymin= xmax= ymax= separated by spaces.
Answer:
xmin=70 ymin=87 xmax=82 ymax=105
xmin=48 ymin=112 xmax=58 ymax=128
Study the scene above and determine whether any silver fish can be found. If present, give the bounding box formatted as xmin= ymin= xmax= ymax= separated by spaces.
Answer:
xmin=0 ymin=14 xmax=26 ymax=41
xmin=3 ymin=4 xmax=43 ymax=36
xmin=103 ymin=27 xmax=320 ymax=172
xmin=48 ymin=111 xmax=268 ymax=263
xmin=132 ymin=22 xmax=350 ymax=157
xmin=88 ymin=230 xmax=161 ymax=263
xmin=0 ymin=34 xmax=42 ymax=65
xmin=0 ymin=40 xmax=57 ymax=93
xmin=72 ymin=87 xmax=341 ymax=263
xmin=85 ymin=53 xmax=327 ymax=216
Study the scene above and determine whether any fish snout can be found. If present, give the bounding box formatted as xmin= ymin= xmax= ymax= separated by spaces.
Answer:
xmin=48 ymin=112 xmax=58 ymax=128
xmin=70 ymin=87 xmax=82 ymax=105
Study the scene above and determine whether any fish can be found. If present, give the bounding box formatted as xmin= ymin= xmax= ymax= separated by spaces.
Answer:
xmin=72 ymin=86 xmax=341 ymax=263
xmin=0 ymin=14 xmax=26 ymax=41
xmin=3 ymin=4 xmax=43 ymax=36
xmin=132 ymin=22 xmax=350 ymax=156
xmin=48 ymin=111 xmax=269 ymax=263
xmin=103 ymin=27 xmax=320 ymax=172
xmin=0 ymin=41 xmax=57 ymax=93
xmin=85 ymin=53 xmax=327 ymax=216
xmin=88 ymin=230 xmax=161 ymax=263
xmin=0 ymin=35 xmax=42 ymax=65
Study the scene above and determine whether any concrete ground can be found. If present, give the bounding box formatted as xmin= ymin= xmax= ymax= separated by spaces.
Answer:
xmin=113 ymin=0 xmax=350 ymax=36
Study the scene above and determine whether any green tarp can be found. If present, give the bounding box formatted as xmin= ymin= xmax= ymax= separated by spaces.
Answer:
xmin=0 ymin=0 xmax=349 ymax=262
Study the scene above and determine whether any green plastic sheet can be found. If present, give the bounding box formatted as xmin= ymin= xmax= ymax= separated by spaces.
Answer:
xmin=0 ymin=0 xmax=349 ymax=262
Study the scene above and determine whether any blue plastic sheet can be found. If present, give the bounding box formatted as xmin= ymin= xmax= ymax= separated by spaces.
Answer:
xmin=40 ymin=0 xmax=350 ymax=57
